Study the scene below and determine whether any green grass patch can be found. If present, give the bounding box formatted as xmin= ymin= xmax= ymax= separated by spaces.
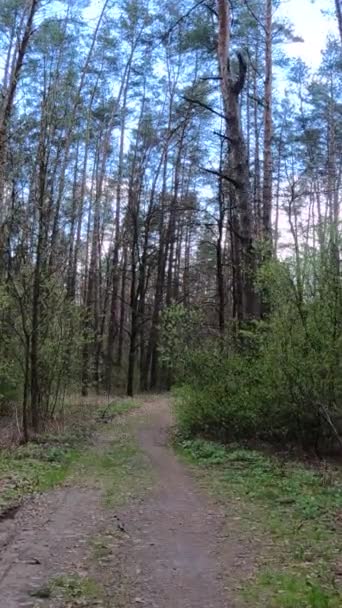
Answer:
xmin=243 ymin=571 xmax=341 ymax=608
xmin=77 ymin=420 xmax=151 ymax=507
xmin=178 ymin=438 xmax=342 ymax=608
xmin=31 ymin=574 xmax=104 ymax=605
xmin=90 ymin=533 xmax=114 ymax=560
xmin=0 ymin=440 xmax=82 ymax=512
xmin=98 ymin=398 xmax=140 ymax=419
xmin=0 ymin=398 xmax=144 ymax=514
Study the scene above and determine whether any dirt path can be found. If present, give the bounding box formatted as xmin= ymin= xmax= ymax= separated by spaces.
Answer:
xmin=115 ymin=397 xmax=247 ymax=608
xmin=0 ymin=486 xmax=104 ymax=607
xmin=0 ymin=397 xmax=250 ymax=608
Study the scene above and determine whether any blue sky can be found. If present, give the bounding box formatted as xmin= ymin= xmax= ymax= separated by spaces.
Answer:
xmin=278 ymin=0 xmax=337 ymax=67
xmin=83 ymin=0 xmax=337 ymax=69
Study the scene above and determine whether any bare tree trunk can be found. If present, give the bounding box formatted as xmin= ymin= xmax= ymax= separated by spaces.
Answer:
xmin=183 ymin=223 xmax=191 ymax=307
xmin=262 ymin=0 xmax=273 ymax=240
xmin=81 ymin=153 xmax=101 ymax=396
xmin=126 ymin=94 xmax=148 ymax=396
xmin=22 ymin=334 xmax=30 ymax=443
xmin=105 ymin=76 xmax=130 ymax=392
xmin=217 ymin=137 xmax=225 ymax=334
xmin=148 ymin=151 xmax=170 ymax=389
xmin=72 ymin=139 xmax=91 ymax=301
xmin=66 ymin=141 xmax=80 ymax=298
xmin=127 ymin=192 xmax=139 ymax=397
xmin=273 ymin=131 xmax=283 ymax=257
xmin=252 ymin=35 xmax=261 ymax=234
xmin=0 ymin=0 xmax=40 ymax=221
xmin=335 ymin=0 xmax=342 ymax=45
xmin=138 ymin=156 xmax=164 ymax=391
xmin=117 ymin=244 xmax=128 ymax=368
xmin=30 ymin=134 xmax=48 ymax=430
xmin=217 ymin=0 xmax=258 ymax=320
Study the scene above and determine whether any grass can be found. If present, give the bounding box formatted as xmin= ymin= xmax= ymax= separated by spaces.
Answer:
xmin=0 ymin=396 xmax=143 ymax=515
xmin=90 ymin=533 xmax=115 ymax=560
xmin=77 ymin=418 xmax=151 ymax=507
xmin=31 ymin=574 xmax=105 ymax=606
xmin=0 ymin=439 xmax=82 ymax=513
xmin=97 ymin=397 xmax=140 ymax=419
xmin=178 ymin=438 xmax=342 ymax=608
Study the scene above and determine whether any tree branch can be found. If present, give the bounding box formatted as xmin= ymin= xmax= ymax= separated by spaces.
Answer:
xmin=202 ymin=167 xmax=241 ymax=189
xmin=213 ymin=130 xmax=234 ymax=143
xmin=162 ymin=0 xmax=207 ymax=41
xmin=242 ymin=0 xmax=265 ymax=33
xmin=232 ymin=52 xmax=247 ymax=95
xmin=182 ymin=96 xmax=226 ymax=121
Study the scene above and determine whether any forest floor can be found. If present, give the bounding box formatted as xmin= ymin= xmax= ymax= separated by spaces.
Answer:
xmin=0 ymin=395 xmax=341 ymax=608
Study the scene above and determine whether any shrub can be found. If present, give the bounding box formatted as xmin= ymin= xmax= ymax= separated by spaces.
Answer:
xmin=168 ymin=250 xmax=342 ymax=450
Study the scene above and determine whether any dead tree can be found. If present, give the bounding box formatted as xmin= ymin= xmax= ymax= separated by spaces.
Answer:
xmin=217 ymin=0 xmax=258 ymax=320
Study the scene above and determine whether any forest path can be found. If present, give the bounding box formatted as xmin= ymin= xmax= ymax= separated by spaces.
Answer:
xmin=0 ymin=396 xmax=251 ymax=608
xmin=113 ymin=396 xmax=248 ymax=608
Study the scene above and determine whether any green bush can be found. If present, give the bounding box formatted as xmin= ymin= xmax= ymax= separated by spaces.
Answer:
xmin=168 ymin=249 xmax=342 ymax=449
xmin=173 ymin=354 xmax=267 ymax=441
xmin=0 ymin=274 xmax=84 ymax=422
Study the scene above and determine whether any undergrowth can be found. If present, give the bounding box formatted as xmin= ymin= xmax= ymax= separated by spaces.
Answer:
xmin=0 ymin=436 xmax=82 ymax=513
xmin=97 ymin=398 xmax=140 ymax=419
xmin=0 ymin=397 xmax=142 ymax=514
xmin=31 ymin=573 xmax=105 ymax=606
xmin=179 ymin=438 xmax=342 ymax=608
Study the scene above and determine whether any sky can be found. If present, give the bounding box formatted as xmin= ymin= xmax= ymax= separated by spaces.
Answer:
xmin=277 ymin=0 xmax=337 ymax=68
xmin=82 ymin=0 xmax=337 ymax=69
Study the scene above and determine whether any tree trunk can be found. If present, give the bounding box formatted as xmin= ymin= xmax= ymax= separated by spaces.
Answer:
xmin=105 ymin=83 xmax=128 ymax=392
xmin=127 ymin=201 xmax=138 ymax=397
xmin=30 ymin=148 xmax=48 ymax=430
xmin=262 ymin=0 xmax=273 ymax=240
xmin=117 ymin=244 xmax=128 ymax=368
xmin=22 ymin=335 xmax=30 ymax=443
xmin=0 ymin=0 xmax=40 ymax=220
xmin=217 ymin=0 xmax=258 ymax=320
xmin=217 ymin=138 xmax=225 ymax=334
xmin=335 ymin=0 xmax=342 ymax=45
xmin=148 ymin=152 xmax=169 ymax=389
